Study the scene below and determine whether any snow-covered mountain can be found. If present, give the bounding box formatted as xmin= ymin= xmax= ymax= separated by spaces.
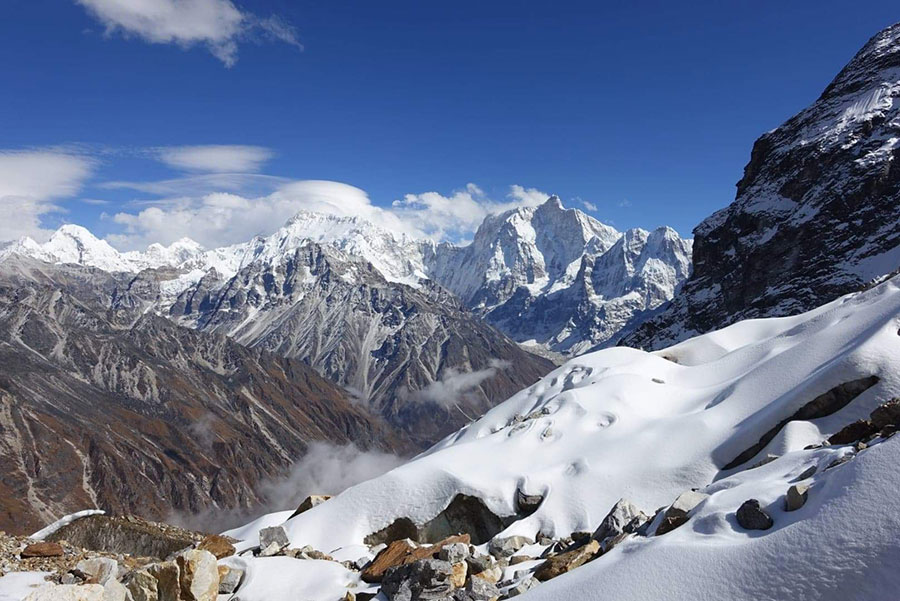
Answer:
xmin=626 ymin=21 xmax=900 ymax=350
xmin=1 ymin=198 xmax=691 ymax=358
xmin=217 ymin=271 xmax=900 ymax=600
xmin=425 ymin=198 xmax=692 ymax=355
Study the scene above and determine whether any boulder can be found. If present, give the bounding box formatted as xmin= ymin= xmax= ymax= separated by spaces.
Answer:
xmin=24 ymin=584 xmax=106 ymax=601
xmin=123 ymin=569 xmax=158 ymax=601
xmin=508 ymin=555 xmax=532 ymax=566
xmin=175 ymin=549 xmax=219 ymax=601
xmin=196 ymin=534 xmax=235 ymax=559
xmin=655 ymin=491 xmax=708 ymax=535
xmin=791 ymin=465 xmax=817 ymax=482
xmin=533 ymin=539 xmax=601 ymax=581
xmin=362 ymin=535 xmax=471 ymax=583
xmin=288 ymin=495 xmax=333 ymax=519
xmin=736 ymin=499 xmax=774 ymax=530
xmin=258 ymin=526 xmax=289 ymax=552
xmin=591 ymin=498 xmax=647 ymax=548
xmin=785 ymin=483 xmax=810 ymax=512
xmin=828 ymin=419 xmax=877 ymax=445
xmin=76 ymin=558 xmax=118 ymax=585
xmin=381 ymin=558 xmax=456 ymax=601
xmin=487 ymin=535 xmax=532 ymax=558
xmin=504 ymin=577 xmax=539 ymax=597
xmin=146 ymin=561 xmax=180 ymax=601
xmin=218 ymin=565 xmax=244 ymax=594
xmin=20 ymin=541 xmax=65 ymax=558
xmin=870 ymin=399 xmax=900 ymax=429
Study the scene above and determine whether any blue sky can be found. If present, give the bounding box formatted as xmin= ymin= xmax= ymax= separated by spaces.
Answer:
xmin=1 ymin=0 xmax=897 ymax=249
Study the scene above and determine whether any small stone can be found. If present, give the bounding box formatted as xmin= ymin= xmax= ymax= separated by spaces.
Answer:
xmin=791 ymin=465 xmax=817 ymax=482
xmin=508 ymin=555 xmax=531 ymax=565
xmin=288 ymin=495 xmax=333 ymax=520
xmin=439 ymin=542 xmax=469 ymax=564
xmin=258 ymin=526 xmax=289 ymax=551
xmin=514 ymin=489 xmax=544 ymax=514
xmin=449 ymin=561 xmax=467 ymax=588
xmin=533 ymin=539 xmax=601 ymax=581
xmin=655 ymin=491 xmax=709 ymax=535
xmin=258 ymin=542 xmax=283 ymax=557
xmin=749 ymin=454 xmax=780 ymax=469
xmin=825 ymin=454 xmax=853 ymax=471
xmin=504 ymin=577 xmax=539 ymax=597
xmin=218 ymin=565 xmax=244 ymax=594
xmin=487 ymin=535 xmax=532 ymax=558
xmin=855 ymin=441 xmax=868 ymax=451
xmin=828 ymin=420 xmax=877 ymax=445
xmin=471 ymin=566 xmax=502 ymax=585
xmin=735 ymin=499 xmax=774 ymax=530
xmin=20 ymin=542 xmax=65 ymax=558
xmin=452 ymin=576 xmax=500 ymax=601
xmin=785 ymin=483 xmax=810 ymax=511
xmin=197 ymin=534 xmax=235 ymax=559
xmin=870 ymin=399 xmax=900 ymax=429
xmin=592 ymin=498 xmax=648 ymax=548
xmin=176 ymin=549 xmax=219 ymax=601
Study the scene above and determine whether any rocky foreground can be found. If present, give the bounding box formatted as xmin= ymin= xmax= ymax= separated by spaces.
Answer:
xmin=5 ymin=394 xmax=897 ymax=601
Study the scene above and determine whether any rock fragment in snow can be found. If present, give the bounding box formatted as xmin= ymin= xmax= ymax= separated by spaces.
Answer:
xmin=452 ymin=576 xmax=500 ymax=601
xmin=828 ymin=419 xmax=878 ymax=445
xmin=362 ymin=534 xmax=471 ymax=583
xmin=655 ymin=491 xmax=709 ymax=535
xmin=533 ymin=539 xmax=601 ymax=581
xmin=217 ymin=565 xmax=244 ymax=594
xmin=488 ymin=535 xmax=532 ymax=558
xmin=259 ymin=526 xmax=291 ymax=555
xmin=439 ymin=542 xmax=470 ymax=564
xmin=175 ymin=549 xmax=219 ymax=601
xmin=196 ymin=534 xmax=235 ymax=559
xmin=736 ymin=499 xmax=774 ymax=530
xmin=504 ymin=577 xmax=539 ymax=597
xmin=791 ymin=465 xmax=817 ymax=482
xmin=870 ymin=399 xmax=900 ymax=429
xmin=514 ymin=489 xmax=544 ymax=514
xmin=20 ymin=541 xmax=64 ymax=558
xmin=591 ymin=498 xmax=647 ymax=549
xmin=288 ymin=494 xmax=333 ymax=519
xmin=785 ymin=483 xmax=811 ymax=511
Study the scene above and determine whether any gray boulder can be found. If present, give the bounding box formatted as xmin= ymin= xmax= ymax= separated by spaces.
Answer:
xmin=258 ymin=526 xmax=289 ymax=554
xmin=736 ymin=499 xmax=774 ymax=530
xmin=452 ymin=576 xmax=500 ymax=601
xmin=785 ymin=484 xmax=810 ymax=512
xmin=655 ymin=491 xmax=709 ymax=535
xmin=504 ymin=577 xmax=539 ymax=597
xmin=381 ymin=558 xmax=455 ymax=601
xmin=592 ymin=498 xmax=647 ymax=548
xmin=488 ymin=536 xmax=532 ymax=558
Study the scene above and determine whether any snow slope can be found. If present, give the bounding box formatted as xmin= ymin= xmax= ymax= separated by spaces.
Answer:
xmin=223 ymin=273 xmax=900 ymax=599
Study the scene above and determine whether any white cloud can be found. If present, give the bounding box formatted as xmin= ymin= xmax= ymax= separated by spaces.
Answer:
xmin=106 ymin=179 xmax=554 ymax=250
xmin=393 ymin=183 xmax=551 ymax=241
xmin=76 ymin=0 xmax=301 ymax=67
xmin=581 ymin=199 xmax=598 ymax=212
xmin=0 ymin=150 xmax=95 ymax=242
xmin=156 ymin=145 xmax=274 ymax=173
xmin=411 ymin=359 xmax=511 ymax=408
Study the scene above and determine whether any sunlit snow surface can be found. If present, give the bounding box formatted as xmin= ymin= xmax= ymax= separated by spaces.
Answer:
xmin=221 ymin=275 xmax=900 ymax=599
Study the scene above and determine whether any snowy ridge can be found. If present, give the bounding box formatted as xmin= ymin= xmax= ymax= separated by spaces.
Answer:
xmin=2 ymin=197 xmax=691 ymax=356
xmin=221 ymin=273 xmax=900 ymax=599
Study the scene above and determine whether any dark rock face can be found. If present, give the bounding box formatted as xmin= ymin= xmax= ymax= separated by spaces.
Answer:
xmin=175 ymin=241 xmax=554 ymax=447
xmin=0 ymin=257 xmax=404 ymax=534
xmin=625 ymin=23 xmax=900 ymax=350
xmin=46 ymin=515 xmax=201 ymax=560
xmin=735 ymin=499 xmax=774 ymax=530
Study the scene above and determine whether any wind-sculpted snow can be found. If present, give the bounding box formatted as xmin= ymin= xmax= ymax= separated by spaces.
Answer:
xmin=223 ymin=274 xmax=900 ymax=601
